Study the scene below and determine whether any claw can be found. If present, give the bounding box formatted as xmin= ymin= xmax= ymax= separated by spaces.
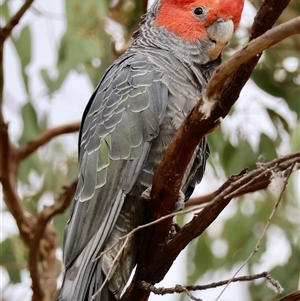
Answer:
xmin=141 ymin=186 xmax=152 ymax=200
xmin=169 ymin=221 xmax=180 ymax=236
xmin=142 ymin=186 xmax=186 ymax=212
xmin=172 ymin=190 xmax=185 ymax=212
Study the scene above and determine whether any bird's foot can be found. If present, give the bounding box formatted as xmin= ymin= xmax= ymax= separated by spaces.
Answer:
xmin=141 ymin=185 xmax=152 ymax=200
xmin=169 ymin=221 xmax=181 ymax=237
xmin=172 ymin=190 xmax=185 ymax=212
xmin=142 ymin=186 xmax=186 ymax=212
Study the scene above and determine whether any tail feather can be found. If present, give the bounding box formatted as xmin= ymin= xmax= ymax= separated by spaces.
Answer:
xmin=58 ymin=256 xmax=115 ymax=301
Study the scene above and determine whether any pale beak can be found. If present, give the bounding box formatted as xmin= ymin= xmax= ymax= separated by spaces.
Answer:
xmin=207 ymin=19 xmax=234 ymax=60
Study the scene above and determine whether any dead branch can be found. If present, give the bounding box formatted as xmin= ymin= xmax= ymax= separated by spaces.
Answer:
xmin=18 ymin=121 xmax=80 ymax=160
xmin=187 ymin=154 xmax=300 ymax=207
xmin=129 ymin=154 xmax=299 ymax=300
xmin=214 ymin=163 xmax=294 ymax=300
xmin=121 ymin=0 xmax=295 ymax=299
xmin=97 ymin=152 xmax=299 ymax=264
xmin=140 ymin=271 xmax=279 ymax=296
xmin=0 ymin=123 xmax=34 ymax=244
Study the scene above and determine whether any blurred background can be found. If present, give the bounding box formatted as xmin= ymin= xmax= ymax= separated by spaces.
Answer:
xmin=0 ymin=0 xmax=299 ymax=300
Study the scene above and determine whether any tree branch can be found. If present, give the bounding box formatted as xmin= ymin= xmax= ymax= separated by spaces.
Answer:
xmin=140 ymin=271 xmax=279 ymax=296
xmin=276 ymin=291 xmax=300 ymax=301
xmin=18 ymin=121 xmax=80 ymax=160
xmin=139 ymin=154 xmax=299 ymax=293
xmin=121 ymin=0 xmax=296 ymax=299
xmin=0 ymin=0 xmax=35 ymax=42
xmin=214 ymin=162 xmax=294 ymax=301
xmin=29 ymin=181 xmax=77 ymax=301
xmin=207 ymin=17 xmax=300 ymax=99
xmin=0 ymin=1 xmax=77 ymax=299
xmin=186 ymin=154 xmax=300 ymax=208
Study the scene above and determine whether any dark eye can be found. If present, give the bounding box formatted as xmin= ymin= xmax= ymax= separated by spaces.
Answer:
xmin=194 ymin=7 xmax=204 ymax=15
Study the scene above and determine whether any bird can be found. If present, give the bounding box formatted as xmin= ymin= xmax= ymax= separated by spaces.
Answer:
xmin=58 ymin=0 xmax=244 ymax=300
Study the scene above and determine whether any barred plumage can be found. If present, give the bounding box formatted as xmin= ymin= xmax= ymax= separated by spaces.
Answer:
xmin=58 ymin=0 xmax=244 ymax=300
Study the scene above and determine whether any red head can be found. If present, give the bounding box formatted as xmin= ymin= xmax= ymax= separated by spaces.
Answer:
xmin=154 ymin=0 xmax=244 ymax=43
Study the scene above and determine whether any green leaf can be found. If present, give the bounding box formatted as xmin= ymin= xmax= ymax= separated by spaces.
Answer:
xmin=287 ymin=96 xmax=300 ymax=117
xmin=187 ymin=232 xmax=214 ymax=282
xmin=18 ymin=102 xmax=41 ymax=146
xmin=258 ymin=134 xmax=278 ymax=162
xmin=0 ymin=1 xmax=10 ymax=22
xmin=11 ymin=25 xmax=32 ymax=93
xmin=222 ymin=203 xmax=267 ymax=267
xmin=41 ymin=0 xmax=113 ymax=94
xmin=0 ymin=236 xmax=27 ymax=284
xmin=267 ymin=108 xmax=290 ymax=133
xmin=290 ymin=120 xmax=300 ymax=152
xmin=53 ymin=208 xmax=71 ymax=247
xmin=223 ymin=141 xmax=257 ymax=176
xmin=18 ymin=102 xmax=44 ymax=183
xmin=19 ymin=154 xmax=43 ymax=184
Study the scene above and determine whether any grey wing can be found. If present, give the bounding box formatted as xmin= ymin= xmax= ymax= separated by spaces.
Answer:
xmin=63 ymin=52 xmax=168 ymax=271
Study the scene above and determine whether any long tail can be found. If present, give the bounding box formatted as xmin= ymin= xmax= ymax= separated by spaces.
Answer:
xmin=58 ymin=244 xmax=115 ymax=301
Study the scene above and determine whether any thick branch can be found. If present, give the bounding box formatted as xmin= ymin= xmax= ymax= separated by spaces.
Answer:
xmin=142 ymin=154 xmax=300 ymax=289
xmin=186 ymin=175 xmax=270 ymax=207
xmin=0 ymin=123 xmax=33 ymax=244
xmin=207 ymin=17 xmax=300 ymax=98
xmin=121 ymin=1 xmax=294 ymax=299
xmin=18 ymin=121 xmax=80 ymax=160
xmin=186 ymin=156 xmax=299 ymax=207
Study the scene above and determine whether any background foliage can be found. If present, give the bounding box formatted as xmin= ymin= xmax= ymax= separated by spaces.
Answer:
xmin=1 ymin=0 xmax=299 ymax=300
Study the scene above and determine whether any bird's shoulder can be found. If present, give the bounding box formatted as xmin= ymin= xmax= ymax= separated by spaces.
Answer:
xmin=78 ymin=51 xmax=167 ymax=161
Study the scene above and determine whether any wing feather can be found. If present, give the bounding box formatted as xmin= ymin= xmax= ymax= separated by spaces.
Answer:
xmin=63 ymin=52 xmax=168 ymax=274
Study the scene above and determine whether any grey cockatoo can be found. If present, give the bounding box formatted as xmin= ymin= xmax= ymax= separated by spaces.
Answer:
xmin=58 ymin=0 xmax=244 ymax=300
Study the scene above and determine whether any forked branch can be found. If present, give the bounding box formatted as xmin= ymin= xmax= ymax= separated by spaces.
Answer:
xmin=121 ymin=0 xmax=296 ymax=300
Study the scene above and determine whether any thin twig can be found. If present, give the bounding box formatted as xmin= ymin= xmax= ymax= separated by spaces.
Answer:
xmin=0 ymin=0 xmax=35 ymax=42
xmin=92 ymin=237 xmax=130 ymax=300
xmin=182 ymin=287 xmax=201 ymax=301
xmin=140 ymin=271 xmax=278 ymax=296
xmin=18 ymin=121 xmax=80 ymax=160
xmin=125 ymin=153 xmax=299 ymax=301
xmin=123 ymin=15 xmax=300 ymax=297
xmin=214 ymin=163 xmax=295 ymax=301
xmin=96 ymin=153 xmax=299 ymax=263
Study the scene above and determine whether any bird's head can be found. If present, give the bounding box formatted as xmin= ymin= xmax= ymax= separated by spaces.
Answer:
xmin=153 ymin=0 xmax=244 ymax=60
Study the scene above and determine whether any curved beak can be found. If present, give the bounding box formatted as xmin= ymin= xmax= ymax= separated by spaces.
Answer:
xmin=207 ymin=19 xmax=234 ymax=60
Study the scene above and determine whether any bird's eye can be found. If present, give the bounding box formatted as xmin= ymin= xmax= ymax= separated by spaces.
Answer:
xmin=194 ymin=7 xmax=204 ymax=15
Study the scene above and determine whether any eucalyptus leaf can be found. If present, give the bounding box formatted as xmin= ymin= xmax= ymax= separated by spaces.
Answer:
xmin=11 ymin=25 xmax=32 ymax=93
xmin=0 ymin=237 xmax=27 ymax=284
